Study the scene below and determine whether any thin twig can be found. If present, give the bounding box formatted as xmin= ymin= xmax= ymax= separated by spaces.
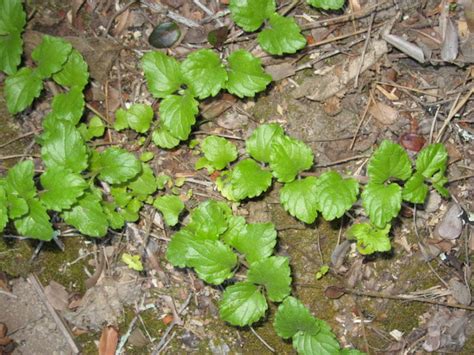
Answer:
xmin=429 ymin=105 xmax=441 ymax=144
xmin=349 ymin=94 xmax=372 ymax=150
xmin=314 ymin=154 xmax=370 ymax=168
xmin=354 ymin=12 xmax=375 ymax=89
xmin=250 ymin=326 xmax=276 ymax=353
xmin=447 ymin=174 xmax=474 ymax=184
xmin=0 ymin=131 xmax=37 ymax=149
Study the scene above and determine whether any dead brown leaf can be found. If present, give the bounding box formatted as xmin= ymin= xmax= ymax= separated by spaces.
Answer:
xmin=44 ymin=281 xmax=70 ymax=311
xmin=400 ymin=132 xmax=426 ymax=152
xmin=323 ymin=96 xmax=342 ymax=116
xmin=98 ymin=325 xmax=119 ymax=355
xmin=368 ymin=101 xmax=399 ymax=125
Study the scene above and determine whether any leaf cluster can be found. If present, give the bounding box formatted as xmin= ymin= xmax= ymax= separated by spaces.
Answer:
xmin=141 ymin=49 xmax=272 ymax=148
xmin=0 ymin=0 xmax=26 ymax=75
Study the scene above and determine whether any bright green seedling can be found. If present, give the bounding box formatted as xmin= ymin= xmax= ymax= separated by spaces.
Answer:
xmin=307 ymin=0 xmax=346 ymax=10
xmin=315 ymin=265 xmax=330 ymax=280
xmin=122 ymin=253 xmax=144 ymax=272
xmin=229 ymin=0 xmax=306 ymax=55
xmin=142 ymin=49 xmax=271 ymax=149
xmin=195 ymin=136 xmax=238 ymax=172
xmin=153 ymin=195 xmax=185 ymax=226
xmin=274 ymin=296 xmax=341 ymax=354
xmin=347 ymin=222 xmax=391 ymax=255
xmin=0 ymin=0 xmax=26 ymax=75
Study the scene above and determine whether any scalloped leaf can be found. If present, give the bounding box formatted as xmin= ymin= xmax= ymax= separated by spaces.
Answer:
xmin=196 ymin=136 xmax=238 ymax=171
xmin=186 ymin=200 xmax=231 ymax=240
xmin=226 ymin=50 xmax=272 ymax=98
xmin=280 ymin=177 xmax=319 ymax=224
xmin=228 ymin=0 xmax=276 ymax=32
xmin=62 ymin=192 xmax=108 ymax=237
xmin=367 ymin=140 xmax=412 ymax=184
xmin=153 ymin=194 xmax=185 ymax=226
xmin=152 ymin=126 xmax=180 ymax=149
xmin=219 ymin=282 xmax=268 ymax=326
xmin=53 ymin=49 xmax=89 ymax=90
xmin=402 ymin=172 xmax=429 ymax=204
xmin=270 ymin=135 xmax=314 ymax=183
xmin=91 ymin=147 xmax=142 ymax=184
xmin=114 ymin=103 xmax=153 ymax=133
xmin=4 ymin=67 xmax=43 ymax=114
xmin=362 ymin=183 xmax=401 ymax=228
xmin=246 ymin=123 xmax=285 ymax=163
xmin=218 ymin=159 xmax=273 ymax=201
xmin=141 ymin=51 xmax=183 ymax=98
xmin=31 ymin=35 xmax=72 ymax=79
xmin=273 ymin=296 xmax=320 ymax=339
xmin=181 ymin=49 xmax=227 ymax=99
xmin=159 ymin=92 xmax=198 ymax=141
xmin=230 ymin=222 xmax=277 ymax=264
xmin=347 ymin=222 xmax=392 ymax=255
xmin=315 ymin=171 xmax=359 ymax=221
xmin=306 ymin=0 xmax=345 ymax=11
xmin=258 ymin=14 xmax=306 ymax=55
xmin=14 ymin=198 xmax=54 ymax=241
xmin=248 ymin=256 xmax=292 ymax=302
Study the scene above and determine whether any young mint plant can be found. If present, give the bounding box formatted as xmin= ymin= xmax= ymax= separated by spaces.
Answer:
xmin=347 ymin=222 xmax=392 ymax=255
xmin=280 ymin=177 xmax=319 ymax=224
xmin=246 ymin=123 xmax=285 ymax=163
xmin=0 ymin=0 xmax=26 ymax=75
xmin=228 ymin=0 xmax=306 ymax=55
xmin=141 ymin=49 xmax=271 ymax=148
xmin=307 ymin=0 xmax=346 ymax=10
xmin=195 ymin=136 xmax=238 ymax=172
xmin=274 ymin=296 xmax=341 ymax=354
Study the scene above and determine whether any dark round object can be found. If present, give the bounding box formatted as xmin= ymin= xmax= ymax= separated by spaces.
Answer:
xmin=148 ymin=22 xmax=181 ymax=48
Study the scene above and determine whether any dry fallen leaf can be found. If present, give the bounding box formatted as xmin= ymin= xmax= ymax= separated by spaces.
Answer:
xmin=324 ymin=286 xmax=345 ymax=299
xmin=44 ymin=281 xmax=70 ymax=311
xmin=98 ymin=325 xmax=119 ymax=355
xmin=368 ymin=101 xmax=399 ymax=125
xmin=162 ymin=314 xmax=174 ymax=325
xmin=448 ymin=278 xmax=471 ymax=305
xmin=323 ymin=96 xmax=342 ymax=116
xmin=400 ymin=132 xmax=426 ymax=152
xmin=434 ymin=203 xmax=463 ymax=240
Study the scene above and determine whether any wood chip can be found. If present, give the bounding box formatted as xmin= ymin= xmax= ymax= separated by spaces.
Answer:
xmin=98 ymin=325 xmax=119 ymax=355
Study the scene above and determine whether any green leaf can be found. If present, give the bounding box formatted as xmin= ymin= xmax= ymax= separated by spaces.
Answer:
xmin=340 ymin=349 xmax=366 ymax=355
xmin=153 ymin=195 xmax=185 ymax=226
xmin=114 ymin=104 xmax=153 ymax=133
xmin=120 ymin=198 xmax=142 ymax=222
xmin=280 ymin=177 xmax=319 ymax=224
xmin=315 ymin=171 xmax=359 ymax=221
xmin=187 ymin=200 xmax=231 ymax=240
xmin=306 ymin=0 xmax=346 ymax=10
xmin=4 ymin=67 xmax=43 ymax=114
xmin=0 ymin=32 xmax=23 ymax=75
xmin=270 ymin=135 xmax=314 ymax=183
xmin=186 ymin=239 xmax=237 ymax=285
xmin=40 ymin=167 xmax=88 ymax=211
xmin=159 ymin=93 xmax=198 ymax=140
xmin=5 ymin=160 xmax=36 ymax=200
xmin=152 ymin=126 xmax=180 ymax=149
xmin=6 ymin=194 xmax=28 ymax=219
xmin=121 ymin=253 xmax=143 ymax=271
xmin=246 ymin=123 xmax=284 ymax=163
xmin=62 ymin=192 xmax=108 ymax=237
xmin=229 ymin=0 xmax=276 ymax=32
xmin=14 ymin=198 xmax=54 ymax=241
xmin=219 ymin=282 xmax=268 ymax=326
xmin=52 ymin=49 xmax=89 ymax=90
xmin=432 ymin=171 xmax=449 ymax=197
xmin=102 ymin=202 xmax=125 ymax=230
xmin=347 ymin=223 xmax=391 ymax=255
xmin=248 ymin=256 xmax=292 ymax=302
xmin=41 ymin=122 xmax=88 ymax=173
xmin=220 ymin=215 xmax=246 ymax=246
xmin=166 ymin=229 xmax=196 ymax=267
xmin=367 ymin=140 xmax=411 ymax=184
xmin=86 ymin=116 xmax=105 ymax=139
xmin=110 ymin=186 xmax=131 ymax=208
xmin=31 ymin=35 xmax=72 ymax=79
xmin=402 ymin=172 xmax=429 ymax=204
xmin=181 ymin=49 xmax=227 ymax=99
xmin=226 ymin=50 xmax=272 ymax=98
xmin=293 ymin=330 xmax=340 ymax=355
xmin=274 ymin=296 xmax=320 ymax=339
xmin=51 ymin=87 xmax=84 ymax=125
xmin=141 ymin=51 xmax=183 ymax=98
xmin=0 ymin=186 xmax=7 ymax=232
xmin=362 ymin=183 xmax=401 ymax=228
xmin=197 ymin=136 xmax=238 ymax=171
xmin=219 ymin=159 xmax=273 ymax=201
xmin=231 ymin=222 xmax=276 ymax=263
xmin=128 ymin=163 xmax=159 ymax=198
xmin=258 ymin=14 xmax=306 ymax=55
xmin=0 ymin=0 xmax=26 ymax=34
xmin=416 ymin=143 xmax=448 ymax=178
xmin=91 ymin=147 xmax=142 ymax=184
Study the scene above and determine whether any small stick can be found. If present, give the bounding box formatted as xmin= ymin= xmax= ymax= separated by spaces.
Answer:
xmin=436 ymin=87 xmax=474 ymax=143
xmin=447 ymin=174 xmax=474 ymax=184
xmin=354 ymin=12 xmax=375 ymax=89
xmin=250 ymin=326 xmax=276 ymax=353
xmin=349 ymin=94 xmax=372 ymax=150
xmin=428 ymin=105 xmax=441 ymax=144
xmin=314 ymin=154 xmax=370 ymax=168
xmin=0 ymin=131 xmax=37 ymax=149
xmin=0 ymin=154 xmax=40 ymax=160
